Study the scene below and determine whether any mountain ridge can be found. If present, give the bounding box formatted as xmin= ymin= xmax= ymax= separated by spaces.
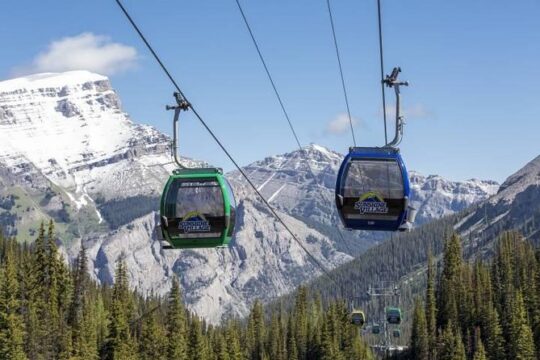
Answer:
xmin=284 ymin=151 xmax=540 ymax=343
xmin=0 ymin=71 xmax=500 ymax=323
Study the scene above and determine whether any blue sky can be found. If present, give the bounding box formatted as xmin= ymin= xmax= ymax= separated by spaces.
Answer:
xmin=1 ymin=0 xmax=539 ymax=183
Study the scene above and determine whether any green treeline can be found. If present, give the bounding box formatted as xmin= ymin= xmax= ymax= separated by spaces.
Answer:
xmin=408 ymin=231 xmax=540 ymax=360
xmin=0 ymin=223 xmax=373 ymax=360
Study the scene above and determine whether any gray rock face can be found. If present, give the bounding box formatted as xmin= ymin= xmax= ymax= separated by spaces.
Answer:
xmin=55 ymin=99 xmax=80 ymax=117
xmin=229 ymin=145 xmax=499 ymax=250
xmin=496 ymin=155 xmax=540 ymax=201
xmin=409 ymin=171 xmax=499 ymax=224
xmin=0 ymin=71 xmax=499 ymax=324
xmin=454 ymin=155 xmax=540 ymax=254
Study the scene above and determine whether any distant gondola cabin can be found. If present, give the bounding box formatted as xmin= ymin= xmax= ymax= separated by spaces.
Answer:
xmin=350 ymin=310 xmax=365 ymax=327
xmin=386 ymin=307 xmax=402 ymax=324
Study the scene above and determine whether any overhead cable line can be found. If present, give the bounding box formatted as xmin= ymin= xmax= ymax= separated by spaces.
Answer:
xmin=234 ymin=0 xmax=357 ymax=258
xmin=325 ymin=0 xmax=357 ymax=146
xmin=377 ymin=0 xmax=389 ymax=145
xmin=234 ymin=0 xmax=304 ymax=154
xmin=375 ymin=0 xmax=401 ymax=278
xmin=114 ymin=0 xmax=338 ymax=285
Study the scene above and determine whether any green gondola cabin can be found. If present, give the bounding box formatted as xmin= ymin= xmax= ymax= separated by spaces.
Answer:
xmin=386 ymin=307 xmax=402 ymax=324
xmin=159 ymin=168 xmax=236 ymax=249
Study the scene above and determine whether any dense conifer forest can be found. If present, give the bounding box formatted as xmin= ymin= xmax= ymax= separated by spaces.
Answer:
xmin=405 ymin=231 xmax=540 ymax=360
xmin=2 ymin=221 xmax=539 ymax=359
xmin=0 ymin=222 xmax=372 ymax=360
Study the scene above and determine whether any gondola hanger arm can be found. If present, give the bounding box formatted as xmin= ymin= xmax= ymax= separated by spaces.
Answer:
xmin=167 ymin=92 xmax=191 ymax=169
xmin=383 ymin=67 xmax=409 ymax=148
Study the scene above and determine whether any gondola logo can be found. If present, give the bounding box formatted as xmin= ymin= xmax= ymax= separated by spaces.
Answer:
xmin=354 ymin=191 xmax=388 ymax=214
xmin=179 ymin=211 xmax=211 ymax=232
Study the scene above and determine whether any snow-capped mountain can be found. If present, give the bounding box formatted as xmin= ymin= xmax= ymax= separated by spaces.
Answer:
xmin=409 ymin=171 xmax=499 ymax=223
xmin=294 ymin=153 xmax=540 ymax=338
xmin=0 ymin=71 xmax=498 ymax=323
xmin=0 ymin=71 xmax=186 ymax=243
xmin=0 ymin=71 xmax=172 ymax=192
xmin=230 ymin=145 xmax=498 ymax=232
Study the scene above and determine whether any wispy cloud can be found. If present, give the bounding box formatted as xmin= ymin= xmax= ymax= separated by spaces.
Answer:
xmin=326 ymin=113 xmax=363 ymax=135
xmin=382 ymin=103 xmax=434 ymax=120
xmin=13 ymin=33 xmax=138 ymax=76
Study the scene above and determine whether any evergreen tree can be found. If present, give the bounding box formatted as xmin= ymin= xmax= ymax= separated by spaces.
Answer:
xmin=0 ymin=243 xmax=27 ymax=360
xmin=104 ymin=258 xmax=137 ymax=360
xmin=20 ymin=269 xmax=40 ymax=359
xmin=139 ymin=309 xmax=167 ymax=360
xmin=69 ymin=245 xmax=89 ymax=357
xmin=33 ymin=222 xmax=48 ymax=287
xmin=15 ymin=241 xmax=39 ymax=359
xmin=294 ymin=287 xmax=308 ymax=360
xmin=268 ymin=313 xmax=284 ymax=360
xmin=247 ymin=300 xmax=265 ymax=360
xmin=509 ymin=292 xmax=535 ymax=360
xmin=51 ymin=224 xmax=73 ymax=360
xmin=45 ymin=221 xmax=60 ymax=322
xmin=453 ymin=327 xmax=467 ymax=360
xmin=286 ymin=315 xmax=298 ymax=360
xmin=320 ymin=304 xmax=342 ymax=360
xmin=473 ymin=337 xmax=487 ymax=360
xmin=78 ymin=297 xmax=99 ymax=360
xmin=307 ymin=297 xmax=322 ymax=360
xmin=411 ymin=299 xmax=429 ymax=360
xmin=32 ymin=222 xmax=54 ymax=359
xmin=492 ymin=232 xmax=517 ymax=346
xmin=166 ymin=277 xmax=187 ymax=360
xmin=214 ymin=331 xmax=229 ymax=360
xmin=94 ymin=293 xmax=109 ymax=354
xmin=535 ymin=249 xmax=540 ymax=360
xmin=320 ymin=315 xmax=336 ymax=360
xmin=459 ymin=264 xmax=475 ymax=346
xmin=425 ymin=251 xmax=437 ymax=359
xmin=438 ymin=321 xmax=466 ymax=360
xmin=438 ymin=234 xmax=463 ymax=330
xmin=225 ymin=320 xmax=242 ymax=360
xmin=188 ymin=315 xmax=208 ymax=360
xmin=518 ymin=238 xmax=539 ymax=330
xmin=482 ymin=303 xmax=505 ymax=360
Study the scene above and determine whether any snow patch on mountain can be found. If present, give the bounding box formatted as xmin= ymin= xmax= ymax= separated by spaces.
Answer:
xmin=409 ymin=171 xmax=499 ymax=223
xmin=0 ymin=70 xmax=501 ymax=323
xmin=0 ymin=71 xmax=108 ymax=91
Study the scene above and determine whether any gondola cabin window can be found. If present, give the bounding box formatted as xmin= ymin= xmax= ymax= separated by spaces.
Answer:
xmin=164 ymin=179 xmax=225 ymax=239
xmin=342 ymin=159 xmax=405 ymax=222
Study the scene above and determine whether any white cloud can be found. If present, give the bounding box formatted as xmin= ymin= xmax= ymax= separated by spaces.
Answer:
xmin=326 ymin=113 xmax=362 ymax=135
xmin=383 ymin=103 xmax=434 ymax=120
xmin=14 ymin=33 xmax=138 ymax=76
xmin=405 ymin=104 xmax=433 ymax=119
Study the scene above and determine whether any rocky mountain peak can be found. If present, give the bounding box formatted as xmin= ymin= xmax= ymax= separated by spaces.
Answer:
xmin=0 ymin=71 xmax=172 ymax=193
xmin=0 ymin=70 xmax=503 ymax=324
xmin=0 ymin=70 xmax=109 ymax=93
xmin=496 ymin=155 xmax=540 ymax=201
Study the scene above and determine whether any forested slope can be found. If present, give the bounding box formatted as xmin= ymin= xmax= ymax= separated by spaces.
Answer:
xmin=0 ymin=223 xmax=373 ymax=359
